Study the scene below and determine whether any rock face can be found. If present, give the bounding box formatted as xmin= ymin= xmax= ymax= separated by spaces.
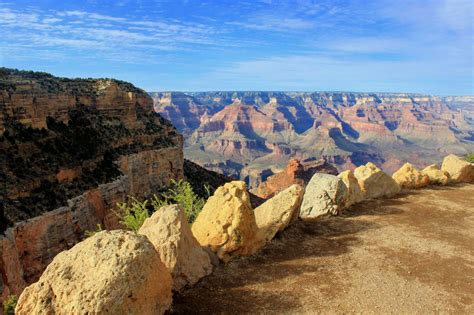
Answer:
xmin=354 ymin=162 xmax=401 ymax=199
xmin=138 ymin=205 xmax=212 ymax=291
xmin=337 ymin=170 xmax=364 ymax=207
xmin=300 ymin=174 xmax=348 ymax=219
xmin=422 ymin=164 xmax=451 ymax=185
xmin=191 ymin=181 xmax=262 ymax=262
xmin=254 ymin=184 xmax=304 ymax=243
xmin=441 ymin=154 xmax=474 ymax=183
xmin=255 ymin=159 xmax=338 ymax=199
xmin=153 ymin=91 xmax=474 ymax=184
xmin=392 ymin=163 xmax=430 ymax=189
xmin=0 ymin=69 xmax=183 ymax=302
xmin=15 ymin=230 xmax=172 ymax=315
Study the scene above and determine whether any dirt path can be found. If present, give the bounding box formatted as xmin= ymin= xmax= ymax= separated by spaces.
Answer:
xmin=171 ymin=184 xmax=474 ymax=314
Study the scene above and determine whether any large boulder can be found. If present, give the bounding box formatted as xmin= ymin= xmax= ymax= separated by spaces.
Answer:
xmin=191 ymin=181 xmax=262 ymax=262
xmin=354 ymin=162 xmax=401 ymax=199
xmin=421 ymin=164 xmax=451 ymax=185
xmin=337 ymin=170 xmax=364 ymax=207
xmin=441 ymin=154 xmax=474 ymax=183
xmin=15 ymin=230 xmax=172 ymax=315
xmin=392 ymin=163 xmax=430 ymax=189
xmin=254 ymin=184 xmax=304 ymax=243
xmin=299 ymin=173 xmax=348 ymax=219
xmin=139 ymin=204 xmax=213 ymax=292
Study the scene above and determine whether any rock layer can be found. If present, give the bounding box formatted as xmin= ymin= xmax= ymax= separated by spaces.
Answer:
xmin=139 ymin=205 xmax=212 ymax=291
xmin=15 ymin=230 xmax=172 ymax=315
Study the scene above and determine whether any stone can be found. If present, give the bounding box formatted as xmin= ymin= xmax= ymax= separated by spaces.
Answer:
xmin=254 ymin=184 xmax=304 ymax=243
xmin=354 ymin=162 xmax=401 ymax=199
xmin=299 ymin=173 xmax=348 ymax=219
xmin=441 ymin=154 xmax=474 ymax=183
xmin=139 ymin=204 xmax=212 ymax=291
xmin=191 ymin=181 xmax=262 ymax=262
xmin=421 ymin=164 xmax=451 ymax=185
xmin=337 ymin=170 xmax=364 ymax=207
xmin=15 ymin=230 xmax=172 ymax=315
xmin=392 ymin=163 xmax=430 ymax=189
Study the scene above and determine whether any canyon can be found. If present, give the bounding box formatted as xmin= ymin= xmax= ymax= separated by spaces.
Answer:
xmin=152 ymin=92 xmax=474 ymax=188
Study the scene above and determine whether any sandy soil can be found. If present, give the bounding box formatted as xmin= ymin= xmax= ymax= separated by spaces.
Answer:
xmin=171 ymin=184 xmax=474 ymax=314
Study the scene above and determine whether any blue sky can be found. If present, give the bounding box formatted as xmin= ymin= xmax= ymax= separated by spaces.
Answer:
xmin=0 ymin=0 xmax=472 ymax=95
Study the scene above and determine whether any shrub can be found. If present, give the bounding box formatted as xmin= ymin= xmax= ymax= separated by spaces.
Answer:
xmin=116 ymin=197 xmax=149 ymax=232
xmin=84 ymin=224 xmax=104 ymax=238
xmin=152 ymin=179 xmax=208 ymax=223
xmin=3 ymin=294 xmax=17 ymax=315
xmin=465 ymin=153 xmax=474 ymax=163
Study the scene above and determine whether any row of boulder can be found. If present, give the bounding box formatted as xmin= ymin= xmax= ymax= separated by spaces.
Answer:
xmin=14 ymin=154 xmax=474 ymax=314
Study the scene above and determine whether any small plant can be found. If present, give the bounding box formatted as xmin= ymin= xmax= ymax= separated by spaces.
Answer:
xmin=84 ymin=224 xmax=104 ymax=238
xmin=3 ymin=294 xmax=17 ymax=315
xmin=152 ymin=180 xmax=207 ymax=223
xmin=116 ymin=197 xmax=149 ymax=231
xmin=465 ymin=153 xmax=474 ymax=163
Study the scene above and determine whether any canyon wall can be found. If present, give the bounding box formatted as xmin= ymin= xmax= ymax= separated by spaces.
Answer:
xmin=153 ymin=92 xmax=474 ymax=187
xmin=0 ymin=69 xmax=183 ymax=301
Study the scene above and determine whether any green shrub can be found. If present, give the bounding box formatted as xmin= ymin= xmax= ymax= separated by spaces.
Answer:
xmin=3 ymin=294 xmax=17 ymax=315
xmin=152 ymin=179 xmax=208 ymax=223
xmin=116 ymin=197 xmax=149 ymax=231
xmin=465 ymin=153 xmax=474 ymax=163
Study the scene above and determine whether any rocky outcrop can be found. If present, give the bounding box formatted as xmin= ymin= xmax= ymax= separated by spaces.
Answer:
xmin=191 ymin=181 xmax=262 ymax=262
xmin=15 ymin=230 xmax=172 ymax=315
xmin=254 ymin=184 xmax=304 ymax=243
xmin=422 ymin=164 xmax=451 ymax=185
xmin=138 ymin=205 xmax=212 ymax=291
xmin=354 ymin=162 xmax=401 ymax=199
xmin=0 ymin=69 xmax=183 ymax=302
xmin=441 ymin=154 xmax=474 ymax=183
xmin=392 ymin=163 xmax=430 ymax=189
xmin=337 ymin=170 xmax=364 ymax=207
xmin=255 ymin=159 xmax=338 ymax=199
xmin=300 ymin=173 xmax=348 ymax=219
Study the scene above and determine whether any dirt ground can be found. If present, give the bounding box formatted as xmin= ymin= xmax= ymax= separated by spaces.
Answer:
xmin=170 ymin=184 xmax=474 ymax=314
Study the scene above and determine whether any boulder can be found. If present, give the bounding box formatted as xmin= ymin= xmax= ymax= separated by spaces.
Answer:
xmin=299 ymin=173 xmax=348 ymax=219
xmin=421 ymin=164 xmax=451 ymax=185
xmin=337 ymin=170 xmax=364 ymax=207
xmin=191 ymin=181 xmax=262 ymax=262
xmin=354 ymin=162 xmax=401 ymax=199
xmin=15 ymin=230 xmax=172 ymax=315
xmin=441 ymin=154 xmax=474 ymax=183
xmin=254 ymin=184 xmax=304 ymax=243
xmin=139 ymin=204 xmax=212 ymax=292
xmin=392 ymin=163 xmax=430 ymax=189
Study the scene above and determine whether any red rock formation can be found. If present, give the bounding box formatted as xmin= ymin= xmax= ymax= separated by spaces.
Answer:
xmin=255 ymin=159 xmax=338 ymax=199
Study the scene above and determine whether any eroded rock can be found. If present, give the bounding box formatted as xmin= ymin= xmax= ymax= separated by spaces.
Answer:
xmin=139 ymin=204 xmax=212 ymax=291
xmin=421 ymin=164 xmax=451 ymax=185
xmin=300 ymin=173 xmax=348 ymax=219
xmin=441 ymin=154 xmax=474 ymax=183
xmin=392 ymin=163 xmax=430 ymax=189
xmin=337 ymin=170 xmax=364 ymax=207
xmin=254 ymin=184 xmax=304 ymax=243
xmin=191 ymin=181 xmax=262 ymax=262
xmin=15 ymin=230 xmax=172 ymax=315
xmin=354 ymin=162 xmax=401 ymax=199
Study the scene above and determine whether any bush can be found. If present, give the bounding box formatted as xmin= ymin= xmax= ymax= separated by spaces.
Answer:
xmin=3 ymin=294 xmax=17 ymax=315
xmin=116 ymin=197 xmax=150 ymax=232
xmin=152 ymin=180 xmax=208 ymax=223
xmin=465 ymin=153 xmax=474 ymax=163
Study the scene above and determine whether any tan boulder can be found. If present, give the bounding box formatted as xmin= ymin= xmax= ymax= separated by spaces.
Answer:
xmin=354 ymin=162 xmax=401 ymax=199
xmin=337 ymin=170 xmax=364 ymax=207
xmin=139 ymin=204 xmax=213 ymax=292
xmin=191 ymin=181 xmax=262 ymax=262
xmin=15 ymin=230 xmax=172 ymax=315
xmin=392 ymin=163 xmax=430 ymax=189
xmin=254 ymin=184 xmax=304 ymax=243
xmin=421 ymin=164 xmax=451 ymax=185
xmin=441 ymin=154 xmax=474 ymax=183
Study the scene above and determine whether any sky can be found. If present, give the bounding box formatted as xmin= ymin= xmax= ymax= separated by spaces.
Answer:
xmin=0 ymin=0 xmax=473 ymax=95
